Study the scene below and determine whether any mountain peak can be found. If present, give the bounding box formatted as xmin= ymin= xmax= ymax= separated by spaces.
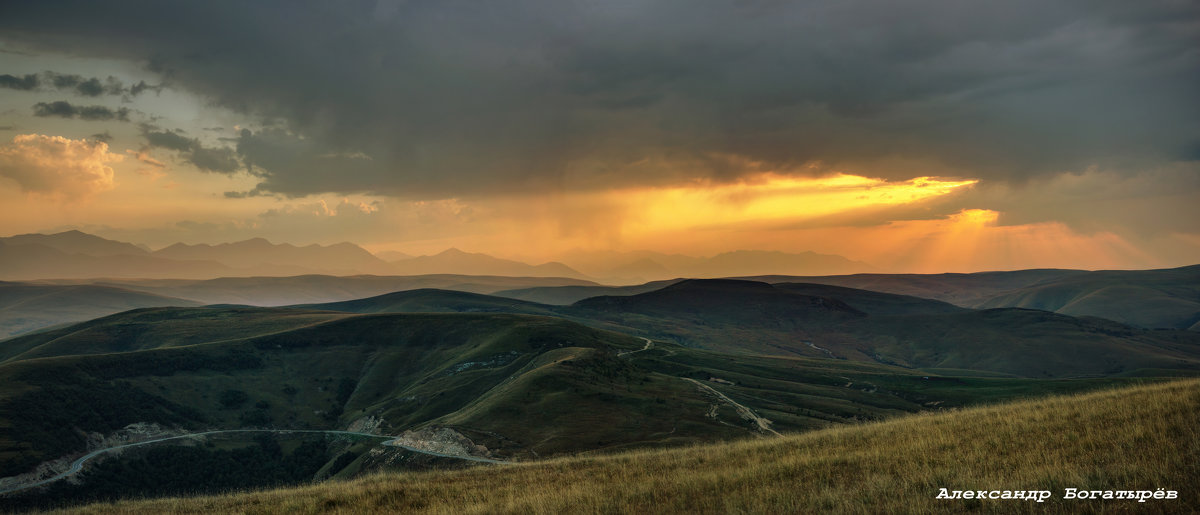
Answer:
xmin=1 ymin=230 xmax=147 ymax=257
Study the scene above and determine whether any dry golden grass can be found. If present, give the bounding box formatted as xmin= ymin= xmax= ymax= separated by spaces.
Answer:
xmin=59 ymin=379 xmax=1198 ymax=514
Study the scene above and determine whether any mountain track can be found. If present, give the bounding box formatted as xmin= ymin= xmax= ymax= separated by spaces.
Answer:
xmin=684 ymin=378 xmax=781 ymax=436
xmin=0 ymin=429 xmax=502 ymax=495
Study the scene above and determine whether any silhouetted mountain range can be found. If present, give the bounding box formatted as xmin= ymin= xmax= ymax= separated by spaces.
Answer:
xmin=0 ymin=230 xmax=882 ymax=282
xmin=154 ymin=238 xmax=393 ymax=275
xmin=390 ymin=248 xmax=587 ymax=278
xmin=559 ymin=249 xmax=876 ymax=283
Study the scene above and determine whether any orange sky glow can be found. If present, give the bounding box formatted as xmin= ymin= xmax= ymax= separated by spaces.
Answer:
xmin=0 ymin=132 xmax=1195 ymax=274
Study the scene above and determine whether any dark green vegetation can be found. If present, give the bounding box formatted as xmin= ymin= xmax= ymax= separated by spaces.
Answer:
xmin=495 ymin=269 xmax=1089 ymax=306
xmin=560 ymin=279 xmax=1200 ymax=377
xmin=2 ymin=433 xmax=335 ymax=512
xmin=3 ymin=280 xmax=1196 ymax=482
xmin=743 ymin=268 xmax=1088 ymax=307
xmin=289 ymin=288 xmax=559 ymax=317
xmin=79 ymin=273 xmax=598 ymax=306
xmin=0 ymin=274 xmax=599 ymax=339
xmin=319 ymin=279 xmax=1200 ymax=377
xmin=505 ymin=264 xmax=1200 ymax=331
xmin=771 ymin=282 xmax=968 ymax=315
xmin=1 ymin=269 xmax=1198 ymax=506
xmin=748 ymin=264 xmax=1200 ymax=330
xmin=494 ymin=279 xmax=684 ymax=305
xmin=57 ymin=380 xmax=1200 ymax=514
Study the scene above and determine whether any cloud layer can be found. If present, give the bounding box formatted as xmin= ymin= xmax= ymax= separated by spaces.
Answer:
xmin=33 ymin=101 xmax=130 ymax=121
xmin=0 ymin=71 xmax=160 ymax=97
xmin=0 ymin=134 xmax=122 ymax=199
xmin=0 ymin=0 xmax=1195 ymax=199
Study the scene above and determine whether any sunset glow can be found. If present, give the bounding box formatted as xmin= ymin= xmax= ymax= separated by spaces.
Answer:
xmin=622 ymin=174 xmax=978 ymax=234
xmin=0 ymin=1 xmax=1197 ymax=274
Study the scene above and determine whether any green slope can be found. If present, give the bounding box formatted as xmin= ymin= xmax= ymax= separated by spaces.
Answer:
xmin=0 ymin=282 xmax=201 ymax=340
xmin=84 ymin=274 xmax=599 ymax=306
xmin=772 ymin=282 xmax=968 ymax=315
xmin=0 ymin=307 xmax=346 ymax=363
xmin=52 ymin=379 xmax=1200 ymax=514
xmin=289 ymin=288 xmax=558 ymax=316
xmin=492 ymin=279 xmax=685 ymax=305
xmin=0 ymin=305 xmax=1149 ymax=482
xmin=564 ymin=279 xmax=1200 ymax=377
xmin=978 ymin=265 xmax=1200 ymax=330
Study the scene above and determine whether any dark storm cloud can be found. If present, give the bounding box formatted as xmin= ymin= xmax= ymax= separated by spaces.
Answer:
xmin=128 ymin=80 xmax=162 ymax=96
xmin=0 ymin=0 xmax=1196 ymax=198
xmin=0 ymin=73 xmax=39 ymax=90
xmin=141 ymin=125 xmax=240 ymax=173
xmin=0 ymin=71 xmax=158 ymax=96
xmin=142 ymin=126 xmax=194 ymax=152
xmin=44 ymin=72 xmax=125 ymax=96
xmin=32 ymin=101 xmax=130 ymax=121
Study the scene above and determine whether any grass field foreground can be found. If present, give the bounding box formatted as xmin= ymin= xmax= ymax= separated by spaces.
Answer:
xmin=59 ymin=379 xmax=1199 ymax=514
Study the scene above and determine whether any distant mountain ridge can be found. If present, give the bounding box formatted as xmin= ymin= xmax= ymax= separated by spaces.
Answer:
xmin=0 ymin=282 xmax=200 ymax=339
xmin=153 ymin=238 xmax=392 ymax=275
xmin=559 ymin=249 xmax=876 ymax=283
xmin=0 ymin=230 xmax=146 ymax=257
xmin=0 ymin=238 xmax=233 ymax=281
xmin=976 ymin=265 xmax=1200 ymax=330
xmin=390 ymin=248 xmax=587 ymax=279
xmin=0 ymin=231 xmax=594 ymax=280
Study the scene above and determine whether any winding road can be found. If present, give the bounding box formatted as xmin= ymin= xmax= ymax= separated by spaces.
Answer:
xmin=618 ymin=337 xmax=654 ymax=357
xmin=684 ymin=378 xmax=781 ymax=436
xmin=0 ymin=429 xmax=502 ymax=495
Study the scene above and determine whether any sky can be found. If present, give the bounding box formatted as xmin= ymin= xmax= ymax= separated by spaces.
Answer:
xmin=0 ymin=0 xmax=1197 ymax=273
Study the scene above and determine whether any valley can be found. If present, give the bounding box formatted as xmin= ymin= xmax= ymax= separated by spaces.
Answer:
xmin=2 ymin=2 xmax=1195 ymax=510
xmin=2 ymin=266 xmax=1197 ymax=510
xmin=0 ymin=234 xmax=1196 ymax=511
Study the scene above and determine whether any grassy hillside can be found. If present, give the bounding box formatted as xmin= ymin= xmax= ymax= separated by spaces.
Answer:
xmin=772 ymin=282 xmax=968 ymax=315
xmin=0 ymin=304 xmax=1147 ymax=482
xmin=0 ymin=283 xmax=201 ymax=340
xmin=741 ymin=268 xmax=1087 ymax=307
xmin=57 ymin=379 xmax=1199 ymax=514
xmin=843 ymin=308 xmax=1200 ymax=377
xmin=77 ymin=274 xmax=598 ymax=306
xmin=0 ymin=307 xmax=347 ymax=363
xmin=493 ymin=280 xmax=685 ymax=305
xmin=0 ymin=311 xmax=647 ymax=477
xmin=289 ymin=289 xmax=558 ymax=317
xmin=978 ymin=265 xmax=1200 ymax=330
xmin=563 ymin=279 xmax=1200 ymax=377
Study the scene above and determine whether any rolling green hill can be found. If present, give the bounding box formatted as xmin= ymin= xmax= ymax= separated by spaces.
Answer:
xmin=277 ymin=281 xmax=1200 ymax=377
xmin=560 ymin=279 xmax=1200 ymax=377
xmin=0 ymin=307 xmax=346 ymax=363
xmin=977 ymin=265 xmax=1200 ymax=330
xmin=52 ymin=379 xmax=1200 ymax=514
xmin=492 ymin=279 xmax=684 ymax=305
xmin=771 ymin=282 xmax=968 ymax=315
xmin=76 ymin=274 xmax=599 ymax=306
xmin=0 ymin=304 xmax=1150 ymax=484
xmin=289 ymin=289 xmax=558 ymax=317
xmin=740 ymin=268 xmax=1087 ymax=307
xmin=0 ymin=282 xmax=201 ymax=340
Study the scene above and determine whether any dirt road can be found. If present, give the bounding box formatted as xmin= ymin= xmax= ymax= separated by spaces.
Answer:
xmin=0 ymin=428 xmax=502 ymax=495
xmin=684 ymin=378 xmax=781 ymax=436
